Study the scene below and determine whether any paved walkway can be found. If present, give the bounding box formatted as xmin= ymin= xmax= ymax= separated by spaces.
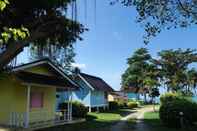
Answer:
xmin=109 ymin=106 xmax=153 ymax=131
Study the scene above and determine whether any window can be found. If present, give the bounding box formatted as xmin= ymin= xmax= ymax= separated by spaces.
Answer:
xmin=30 ymin=92 xmax=44 ymax=108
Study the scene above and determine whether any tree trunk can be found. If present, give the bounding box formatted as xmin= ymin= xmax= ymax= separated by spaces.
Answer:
xmin=144 ymin=93 xmax=147 ymax=103
xmin=0 ymin=30 xmax=50 ymax=70
xmin=0 ymin=41 xmax=29 ymax=70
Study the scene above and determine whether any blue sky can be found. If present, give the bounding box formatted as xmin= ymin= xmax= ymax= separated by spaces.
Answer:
xmin=18 ymin=0 xmax=197 ymax=91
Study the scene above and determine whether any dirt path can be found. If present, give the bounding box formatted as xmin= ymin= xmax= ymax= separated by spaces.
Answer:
xmin=109 ymin=106 xmax=153 ymax=131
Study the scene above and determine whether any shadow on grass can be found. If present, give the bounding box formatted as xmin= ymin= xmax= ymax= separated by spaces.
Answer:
xmin=36 ymin=119 xmax=117 ymax=131
xmin=103 ymin=108 xmax=137 ymax=117
xmin=36 ymin=109 xmax=136 ymax=131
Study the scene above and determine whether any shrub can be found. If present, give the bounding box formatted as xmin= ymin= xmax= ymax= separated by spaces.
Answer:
xmin=109 ymin=101 xmax=119 ymax=110
xmin=117 ymin=100 xmax=127 ymax=109
xmin=127 ymin=101 xmax=138 ymax=109
xmin=159 ymin=93 xmax=197 ymax=128
xmin=137 ymin=100 xmax=144 ymax=106
xmin=58 ymin=101 xmax=88 ymax=118
xmin=160 ymin=92 xmax=181 ymax=105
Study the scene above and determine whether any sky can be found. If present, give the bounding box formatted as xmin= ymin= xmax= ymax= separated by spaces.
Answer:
xmin=18 ymin=0 xmax=197 ymax=91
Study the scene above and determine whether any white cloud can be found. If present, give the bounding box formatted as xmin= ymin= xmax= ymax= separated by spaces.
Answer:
xmin=71 ymin=63 xmax=86 ymax=69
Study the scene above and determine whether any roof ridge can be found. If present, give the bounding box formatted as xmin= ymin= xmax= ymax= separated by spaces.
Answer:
xmin=80 ymin=72 xmax=102 ymax=80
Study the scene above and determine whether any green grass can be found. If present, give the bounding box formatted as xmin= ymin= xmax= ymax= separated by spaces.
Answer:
xmin=37 ymin=109 xmax=133 ymax=131
xmin=143 ymin=111 xmax=197 ymax=131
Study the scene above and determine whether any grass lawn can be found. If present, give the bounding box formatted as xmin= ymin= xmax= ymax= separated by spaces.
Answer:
xmin=36 ymin=109 xmax=133 ymax=131
xmin=143 ymin=111 xmax=197 ymax=131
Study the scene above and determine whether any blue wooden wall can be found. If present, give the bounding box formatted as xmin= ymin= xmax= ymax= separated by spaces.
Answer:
xmin=90 ymin=91 xmax=107 ymax=107
xmin=57 ymin=77 xmax=108 ymax=108
xmin=127 ymin=92 xmax=140 ymax=100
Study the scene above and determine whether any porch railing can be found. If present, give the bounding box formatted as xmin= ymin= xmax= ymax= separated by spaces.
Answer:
xmin=9 ymin=110 xmax=72 ymax=128
xmin=9 ymin=112 xmax=26 ymax=127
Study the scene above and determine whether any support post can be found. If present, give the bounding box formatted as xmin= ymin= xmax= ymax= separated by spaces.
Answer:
xmin=70 ymin=91 xmax=73 ymax=121
xmin=97 ymin=107 xmax=99 ymax=112
xmin=89 ymin=107 xmax=92 ymax=112
xmin=67 ymin=91 xmax=70 ymax=121
xmin=25 ymin=85 xmax=31 ymax=128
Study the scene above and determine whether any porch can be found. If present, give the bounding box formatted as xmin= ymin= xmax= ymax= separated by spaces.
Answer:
xmin=8 ymin=110 xmax=85 ymax=130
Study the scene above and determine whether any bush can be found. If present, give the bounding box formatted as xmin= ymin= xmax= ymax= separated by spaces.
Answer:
xmin=117 ymin=100 xmax=128 ymax=109
xmin=58 ymin=101 xmax=88 ymax=118
xmin=109 ymin=101 xmax=119 ymax=110
xmin=159 ymin=93 xmax=197 ymax=128
xmin=127 ymin=101 xmax=138 ymax=109
xmin=160 ymin=92 xmax=181 ymax=105
xmin=137 ymin=100 xmax=144 ymax=106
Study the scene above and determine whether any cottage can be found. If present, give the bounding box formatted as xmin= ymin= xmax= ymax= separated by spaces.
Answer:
xmin=0 ymin=59 xmax=78 ymax=129
xmin=58 ymin=71 xmax=114 ymax=112
xmin=122 ymin=86 xmax=148 ymax=101
xmin=108 ymin=91 xmax=128 ymax=102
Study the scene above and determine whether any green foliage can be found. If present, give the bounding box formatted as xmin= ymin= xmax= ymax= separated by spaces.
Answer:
xmin=159 ymin=96 xmax=197 ymax=128
xmin=117 ymin=100 xmax=128 ymax=108
xmin=160 ymin=92 xmax=182 ymax=105
xmin=127 ymin=101 xmax=138 ymax=109
xmin=58 ymin=101 xmax=88 ymax=118
xmin=0 ymin=27 xmax=29 ymax=44
xmin=116 ymin=0 xmax=197 ymax=43
xmin=0 ymin=0 xmax=85 ymax=69
xmin=0 ymin=0 xmax=9 ymax=11
xmin=122 ymin=48 xmax=151 ymax=89
xmin=122 ymin=48 xmax=160 ymax=101
xmin=157 ymin=49 xmax=197 ymax=94
xmin=72 ymin=101 xmax=88 ymax=118
xmin=149 ymin=88 xmax=160 ymax=98
xmin=137 ymin=100 xmax=144 ymax=106
xmin=30 ymin=44 xmax=75 ymax=72
xmin=109 ymin=101 xmax=119 ymax=110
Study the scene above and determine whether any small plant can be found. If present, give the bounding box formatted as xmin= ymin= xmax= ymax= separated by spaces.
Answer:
xmin=109 ymin=101 xmax=119 ymax=110
xmin=127 ymin=101 xmax=138 ymax=109
xmin=59 ymin=101 xmax=88 ymax=118
xmin=117 ymin=100 xmax=127 ymax=109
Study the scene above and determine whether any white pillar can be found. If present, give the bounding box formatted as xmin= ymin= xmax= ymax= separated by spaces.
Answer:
xmin=67 ymin=91 xmax=70 ymax=121
xmin=89 ymin=107 xmax=92 ymax=112
xmin=25 ymin=85 xmax=31 ymax=128
xmin=70 ymin=91 xmax=73 ymax=120
xmin=97 ymin=107 xmax=99 ymax=112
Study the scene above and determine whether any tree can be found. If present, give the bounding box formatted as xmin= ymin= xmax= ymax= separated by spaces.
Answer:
xmin=115 ymin=0 xmax=197 ymax=43
xmin=122 ymin=48 xmax=160 ymax=102
xmin=0 ymin=0 xmax=85 ymax=70
xmin=184 ymin=68 xmax=197 ymax=95
xmin=149 ymin=87 xmax=160 ymax=111
xmin=30 ymin=43 xmax=76 ymax=72
xmin=156 ymin=48 xmax=197 ymax=94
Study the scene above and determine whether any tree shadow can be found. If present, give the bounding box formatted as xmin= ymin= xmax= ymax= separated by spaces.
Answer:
xmin=36 ymin=109 xmax=137 ymax=131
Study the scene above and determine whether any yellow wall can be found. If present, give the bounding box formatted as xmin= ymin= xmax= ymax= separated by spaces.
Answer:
xmin=0 ymin=74 xmax=56 ymax=125
xmin=29 ymin=86 xmax=56 ymax=123
xmin=0 ymin=75 xmax=16 ymax=124
xmin=108 ymin=94 xmax=115 ymax=102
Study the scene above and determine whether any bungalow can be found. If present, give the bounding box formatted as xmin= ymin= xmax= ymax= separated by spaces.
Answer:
xmin=108 ymin=91 xmax=128 ymax=102
xmin=58 ymin=71 xmax=114 ymax=112
xmin=122 ymin=87 xmax=148 ymax=101
xmin=0 ymin=59 xmax=78 ymax=129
